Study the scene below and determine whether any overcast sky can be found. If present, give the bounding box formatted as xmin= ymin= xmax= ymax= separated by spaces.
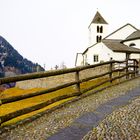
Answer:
xmin=0 ymin=0 xmax=140 ymax=69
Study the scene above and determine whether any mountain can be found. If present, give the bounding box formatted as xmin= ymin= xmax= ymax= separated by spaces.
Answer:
xmin=0 ymin=35 xmax=44 ymax=77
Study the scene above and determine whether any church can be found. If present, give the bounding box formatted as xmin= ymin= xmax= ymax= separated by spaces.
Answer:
xmin=75 ymin=11 xmax=140 ymax=66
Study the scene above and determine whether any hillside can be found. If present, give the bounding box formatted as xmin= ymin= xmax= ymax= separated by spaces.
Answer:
xmin=0 ymin=36 xmax=44 ymax=77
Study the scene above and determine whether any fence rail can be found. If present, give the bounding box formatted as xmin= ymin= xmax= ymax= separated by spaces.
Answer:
xmin=0 ymin=59 xmax=139 ymax=126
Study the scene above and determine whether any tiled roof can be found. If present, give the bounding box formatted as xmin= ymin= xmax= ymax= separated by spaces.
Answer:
xmin=102 ymin=39 xmax=140 ymax=53
xmin=89 ymin=11 xmax=108 ymax=27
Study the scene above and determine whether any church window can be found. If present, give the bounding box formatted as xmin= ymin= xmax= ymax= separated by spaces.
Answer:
xmin=97 ymin=26 xmax=103 ymax=33
xmin=96 ymin=36 xmax=102 ymax=43
xmin=93 ymin=55 xmax=99 ymax=62
xmin=97 ymin=26 xmax=100 ymax=33
xmin=129 ymin=43 xmax=136 ymax=47
xmin=99 ymin=36 xmax=102 ymax=41
xmin=100 ymin=26 xmax=103 ymax=33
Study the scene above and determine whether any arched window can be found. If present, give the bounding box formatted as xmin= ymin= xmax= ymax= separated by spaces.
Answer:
xmin=129 ymin=43 xmax=136 ymax=47
xmin=100 ymin=26 xmax=103 ymax=33
xmin=99 ymin=36 xmax=102 ymax=42
xmin=96 ymin=36 xmax=102 ymax=43
xmin=97 ymin=26 xmax=100 ymax=33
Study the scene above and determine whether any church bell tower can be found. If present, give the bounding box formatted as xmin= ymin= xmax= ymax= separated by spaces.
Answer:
xmin=88 ymin=11 xmax=108 ymax=46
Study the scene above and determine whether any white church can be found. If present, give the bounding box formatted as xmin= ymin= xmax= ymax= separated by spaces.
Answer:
xmin=75 ymin=11 xmax=140 ymax=66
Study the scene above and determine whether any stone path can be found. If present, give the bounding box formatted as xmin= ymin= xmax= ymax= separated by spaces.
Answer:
xmin=83 ymin=96 xmax=140 ymax=140
xmin=47 ymin=86 xmax=140 ymax=140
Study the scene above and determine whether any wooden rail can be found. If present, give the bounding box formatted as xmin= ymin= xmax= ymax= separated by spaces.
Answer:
xmin=0 ymin=59 xmax=139 ymax=126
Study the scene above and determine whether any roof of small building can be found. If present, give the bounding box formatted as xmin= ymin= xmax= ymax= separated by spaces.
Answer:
xmin=122 ymin=30 xmax=140 ymax=42
xmin=102 ymin=39 xmax=140 ymax=53
xmin=89 ymin=11 xmax=108 ymax=28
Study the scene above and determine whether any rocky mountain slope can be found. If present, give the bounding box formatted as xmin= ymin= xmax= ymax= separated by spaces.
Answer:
xmin=0 ymin=36 xmax=44 ymax=77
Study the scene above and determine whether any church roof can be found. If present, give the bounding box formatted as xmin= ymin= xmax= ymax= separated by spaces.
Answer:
xmin=89 ymin=11 xmax=108 ymax=27
xmin=104 ymin=23 xmax=138 ymax=40
xmin=122 ymin=30 xmax=140 ymax=42
xmin=102 ymin=39 xmax=140 ymax=54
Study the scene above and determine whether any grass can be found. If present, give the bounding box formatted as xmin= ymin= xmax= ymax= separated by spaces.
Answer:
xmin=2 ymin=97 xmax=75 ymax=126
xmin=0 ymin=86 xmax=76 ymax=115
xmin=0 ymin=76 xmax=115 ymax=126
xmin=0 ymin=87 xmax=44 ymax=99
xmin=0 ymin=85 xmax=77 ymax=126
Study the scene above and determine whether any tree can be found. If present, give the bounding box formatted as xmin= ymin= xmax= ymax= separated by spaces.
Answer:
xmin=60 ymin=62 xmax=67 ymax=69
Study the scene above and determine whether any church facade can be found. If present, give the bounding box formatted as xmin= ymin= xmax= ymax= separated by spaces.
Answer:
xmin=75 ymin=11 xmax=140 ymax=66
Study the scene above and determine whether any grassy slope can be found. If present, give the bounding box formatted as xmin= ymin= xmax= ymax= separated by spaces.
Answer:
xmin=0 ymin=77 xmax=112 ymax=126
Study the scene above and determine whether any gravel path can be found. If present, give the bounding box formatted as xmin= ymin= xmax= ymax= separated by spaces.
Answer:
xmin=0 ymin=77 xmax=140 ymax=140
xmin=83 ymin=96 xmax=140 ymax=140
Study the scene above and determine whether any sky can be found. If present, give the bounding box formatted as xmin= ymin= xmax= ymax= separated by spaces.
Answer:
xmin=0 ymin=0 xmax=140 ymax=70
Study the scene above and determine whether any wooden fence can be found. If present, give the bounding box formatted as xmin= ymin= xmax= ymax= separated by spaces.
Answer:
xmin=0 ymin=59 xmax=139 ymax=126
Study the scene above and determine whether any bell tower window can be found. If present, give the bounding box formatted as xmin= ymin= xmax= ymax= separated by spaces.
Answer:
xmin=99 ymin=36 xmax=102 ymax=41
xmin=97 ymin=26 xmax=100 ymax=33
xmin=97 ymin=26 xmax=103 ymax=33
xmin=100 ymin=26 xmax=103 ymax=33
xmin=96 ymin=36 xmax=102 ymax=43
xmin=96 ymin=36 xmax=99 ymax=42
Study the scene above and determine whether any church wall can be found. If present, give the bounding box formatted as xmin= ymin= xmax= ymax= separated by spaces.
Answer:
xmin=124 ymin=39 xmax=140 ymax=59
xmin=83 ymin=42 xmax=126 ymax=65
xmin=124 ymin=39 xmax=140 ymax=49
xmin=111 ymin=52 xmax=126 ymax=60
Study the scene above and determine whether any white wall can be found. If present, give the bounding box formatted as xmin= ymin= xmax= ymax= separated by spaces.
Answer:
xmin=83 ymin=42 xmax=126 ymax=65
xmin=124 ymin=39 xmax=140 ymax=59
xmin=75 ymin=53 xmax=83 ymax=66
xmin=130 ymin=54 xmax=140 ymax=59
xmin=124 ymin=39 xmax=140 ymax=49
xmin=106 ymin=24 xmax=137 ymax=40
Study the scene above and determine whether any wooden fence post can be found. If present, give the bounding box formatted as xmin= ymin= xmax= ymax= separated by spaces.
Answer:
xmin=75 ymin=71 xmax=81 ymax=95
xmin=109 ymin=61 xmax=113 ymax=83
xmin=134 ymin=59 xmax=138 ymax=76
xmin=133 ymin=59 xmax=136 ymax=77
xmin=126 ymin=59 xmax=129 ymax=79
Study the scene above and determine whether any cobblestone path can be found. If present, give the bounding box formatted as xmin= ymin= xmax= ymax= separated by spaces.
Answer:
xmin=48 ymin=86 xmax=140 ymax=140
xmin=83 ymin=96 xmax=140 ymax=140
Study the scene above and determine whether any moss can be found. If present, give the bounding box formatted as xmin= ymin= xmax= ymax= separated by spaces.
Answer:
xmin=0 ymin=87 xmax=45 ymax=99
xmin=0 ymin=77 xmax=114 ymax=126
xmin=2 ymin=97 xmax=75 ymax=126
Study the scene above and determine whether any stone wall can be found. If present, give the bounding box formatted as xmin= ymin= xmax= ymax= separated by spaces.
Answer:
xmin=16 ymin=65 xmax=110 ymax=89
